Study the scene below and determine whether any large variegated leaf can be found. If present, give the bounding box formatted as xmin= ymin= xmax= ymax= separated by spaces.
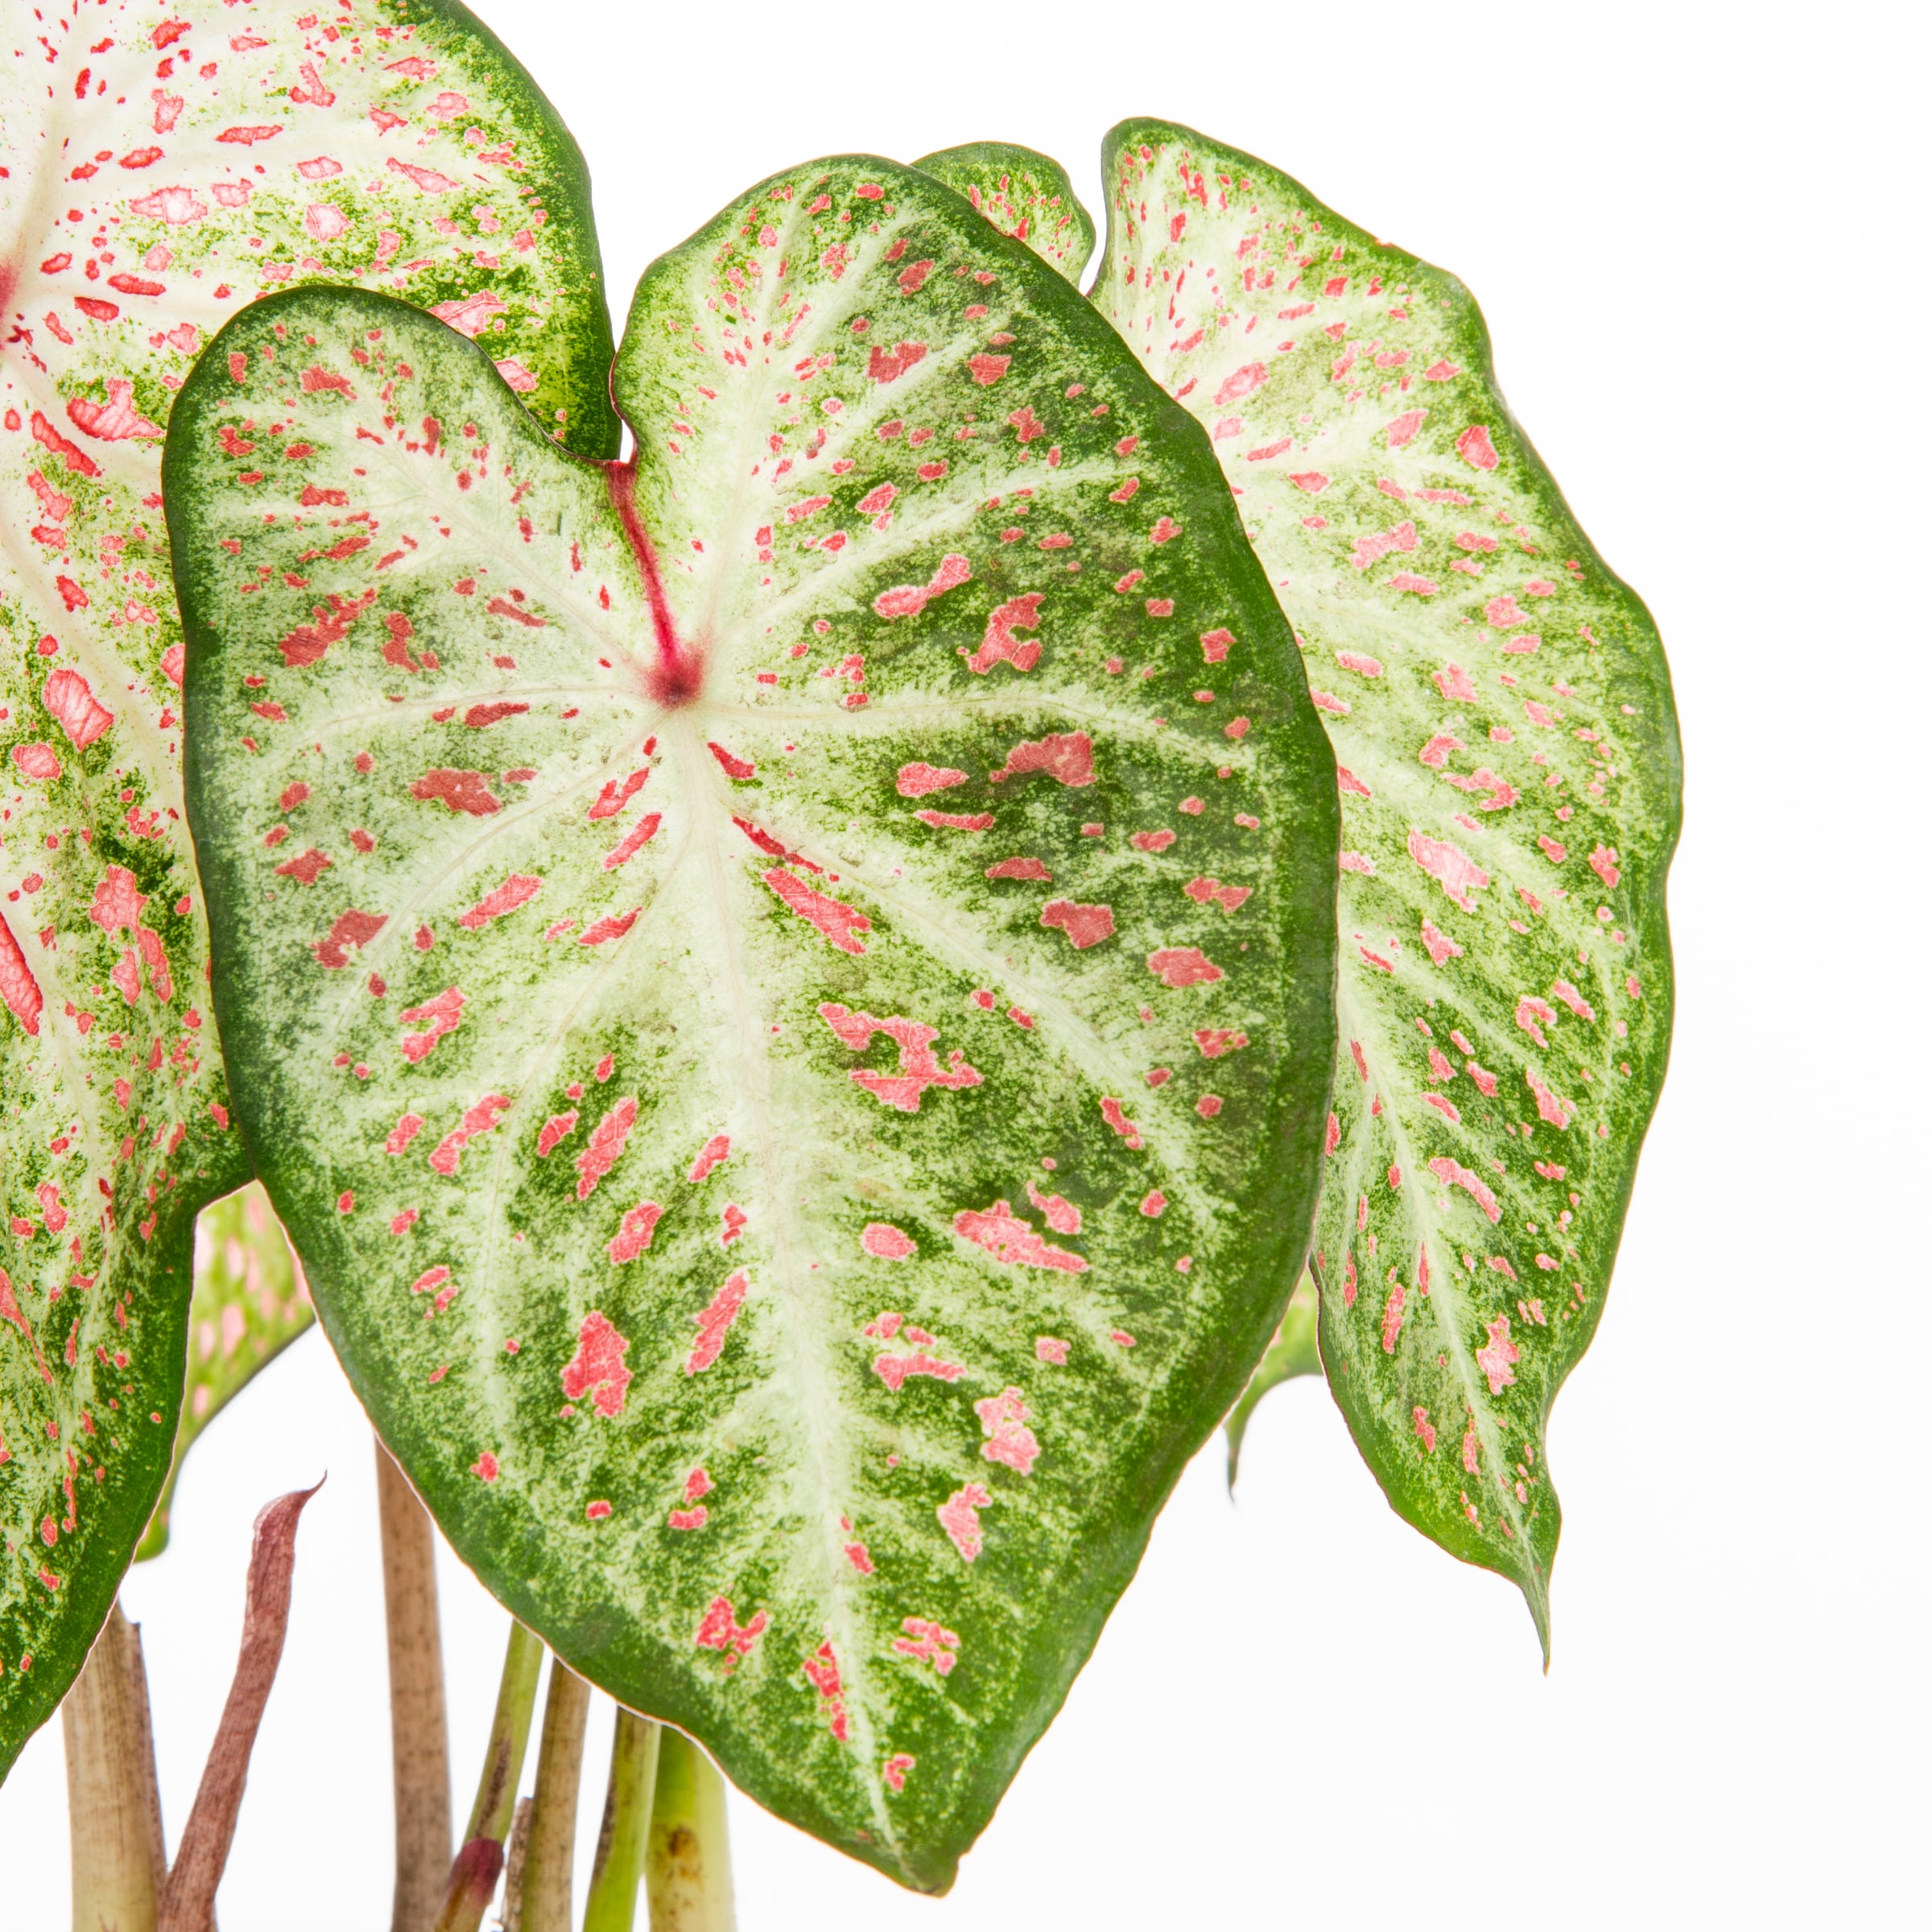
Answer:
xmin=0 ymin=0 xmax=614 ymax=1776
xmin=173 ymin=155 xmax=1340 ymax=1889
xmin=1089 ymin=121 xmax=1681 ymax=1651
xmin=136 ymin=1182 xmax=311 ymax=1559
xmin=912 ymin=144 xmax=1094 ymax=286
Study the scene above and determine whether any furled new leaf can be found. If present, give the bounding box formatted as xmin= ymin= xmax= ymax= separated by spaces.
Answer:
xmin=174 ymin=155 xmax=1339 ymax=1889
xmin=912 ymin=145 xmax=1095 ymax=286
xmin=1224 ymin=1268 xmax=1319 ymax=1490
xmin=1089 ymin=121 xmax=1681 ymax=1651
xmin=0 ymin=0 xmax=614 ymax=1777
xmin=136 ymin=1183 xmax=311 ymax=1561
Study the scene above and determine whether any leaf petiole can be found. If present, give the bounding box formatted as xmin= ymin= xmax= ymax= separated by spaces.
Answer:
xmin=582 ymin=1707 xmax=662 ymax=1932
xmin=646 ymin=1728 xmax=737 ymax=1932
xmin=521 ymin=1660 xmax=591 ymax=1932
xmin=433 ymin=1617 xmax=546 ymax=1932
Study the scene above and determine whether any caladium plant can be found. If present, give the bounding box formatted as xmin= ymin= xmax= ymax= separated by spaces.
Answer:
xmin=1084 ymin=121 xmax=1681 ymax=1649
xmin=168 ymin=152 xmax=1341 ymax=1888
xmin=0 ymin=0 xmax=616 ymax=1777
xmin=1 ymin=6 xmax=1678 ymax=1904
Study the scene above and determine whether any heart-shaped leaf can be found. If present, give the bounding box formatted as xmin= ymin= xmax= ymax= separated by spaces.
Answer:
xmin=1088 ymin=120 xmax=1682 ymax=1650
xmin=0 ymin=0 xmax=614 ymax=1777
xmin=136 ymin=1183 xmax=312 ymax=1561
xmin=912 ymin=144 xmax=1095 ymax=285
xmin=173 ymin=155 xmax=1340 ymax=1889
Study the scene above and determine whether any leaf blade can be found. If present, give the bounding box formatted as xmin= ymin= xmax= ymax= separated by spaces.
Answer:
xmin=0 ymin=0 xmax=617 ymax=1776
xmin=911 ymin=143 xmax=1096 ymax=285
xmin=1088 ymin=119 xmax=1682 ymax=1649
xmin=175 ymin=154 xmax=1340 ymax=1889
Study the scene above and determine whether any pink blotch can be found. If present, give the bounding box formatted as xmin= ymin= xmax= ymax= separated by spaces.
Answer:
xmin=606 ymin=1201 xmax=663 ymax=1264
xmin=1040 ymin=899 xmax=1114 ymax=949
xmin=873 ymin=551 xmax=972 ymax=620
xmin=894 ymin=1617 xmax=961 ymax=1674
xmin=1025 ymin=1180 xmax=1080 ymax=1234
xmin=989 ymin=731 xmax=1095 ymax=787
xmin=560 ymin=1311 xmax=632 ymax=1417
xmin=1147 ymin=946 xmax=1222 ymax=989
xmin=688 ymin=1133 xmax=731 ymax=1183
xmin=954 ymin=1200 xmax=1086 ymax=1273
xmin=803 ymin=1640 xmax=850 ymax=1741
xmin=937 ymin=1483 xmax=993 ymax=1561
xmin=862 ymin=1223 xmax=917 ymax=1260
xmin=1381 ymin=1282 xmax=1406 ymax=1353
xmin=694 ymin=1597 xmax=768 ymax=1656
xmin=1476 ymin=1315 xmax=1520 ymax=1394
xmin=1515 ymin=997 xmax=1557 ymax=1048
xmin=575 ymin=1097 xmax=638 ymax=1199
xmin=1526 ymin=1068 xmax=1574 ymax=1129
xmin=818 ymin=1005 xmax=981 ymax=1112
xmin=896 ymin=762 xmax=968 ymax=798
xmin=686 ymin=1270 xmax=749 ymax=1374
xmin=975 ymin=1387 xmax=1038 ymax=1475
xmin=968 ymin=592 xmax=1046 ymax=675
xmin=1455 ymin=424 xmax=1500 ymax=470
xmin=764 ymin=869 xmax=869 ymax=953
xmin=873 ymin=1351 xmax=962 ymax=1392
xmin=457 ymin=873 xmax=541 ymax=930
xmin=1035 ymin=1336 xmax=1069 ymax=1365
xmin=1427 ymin=1156 xmax=1501 ymax=1224
xmin=1406 ymin=831 xmax=1489 ymax=912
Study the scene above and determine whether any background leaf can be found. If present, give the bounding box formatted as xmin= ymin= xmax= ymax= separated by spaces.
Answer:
xmin=0 ymin=0 xmax=614 ymax=1777
xmin=175 ymin=154 xmax=1339 ymax=1890
xmin=1223 ymin=1268 xmax=1319 ymax=1491
xmin=136 ymin=1183 xmax=312 ymax=1562
xmin=1088 ymin=119 xmax=1681 ymax=1650
xmin=911 ymin=144 xmax=1096 ymax=285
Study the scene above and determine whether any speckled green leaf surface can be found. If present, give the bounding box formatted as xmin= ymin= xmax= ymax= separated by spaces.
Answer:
xmin=136 ymin=1181 xmax=311 ymax=1560
xmin=1224 ymin=1266 xmax=1318 ymax=1489
xmin=1089 ymin=121 xmax=1680 ymax=1650
xmin=175 ymin=155 xmax=1339 ymax=1889
xmin=912 ymin=144 xmax=1094 ymax=286
xmin=0 ymin=0 xmax=613 ymax=1777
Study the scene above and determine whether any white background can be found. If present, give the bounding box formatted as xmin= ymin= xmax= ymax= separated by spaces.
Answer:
xmin=5 ymin=0 xmax=1926 ymax=1925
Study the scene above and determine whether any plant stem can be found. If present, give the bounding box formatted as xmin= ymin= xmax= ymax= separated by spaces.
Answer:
xmin=376 ymin=1435 xmax=452 ymax=1932
xmin=521 ymin=1660 xmax=591 ymax=1932
xmin=582 ymin=1709 xmax=660 ymax=1932
xmin=646 ymin=1729 xmax=737 ymax=1932
xmin=159 ymin=1483 xmax=321 ymax=1932
xmin=430 ymin=1619 xmax=544 ymax=1932
xmin=64 ymin=1600 xmax=165 ymax=1932
xmin=499 ymin=1794 xmax=534 ymax=1932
